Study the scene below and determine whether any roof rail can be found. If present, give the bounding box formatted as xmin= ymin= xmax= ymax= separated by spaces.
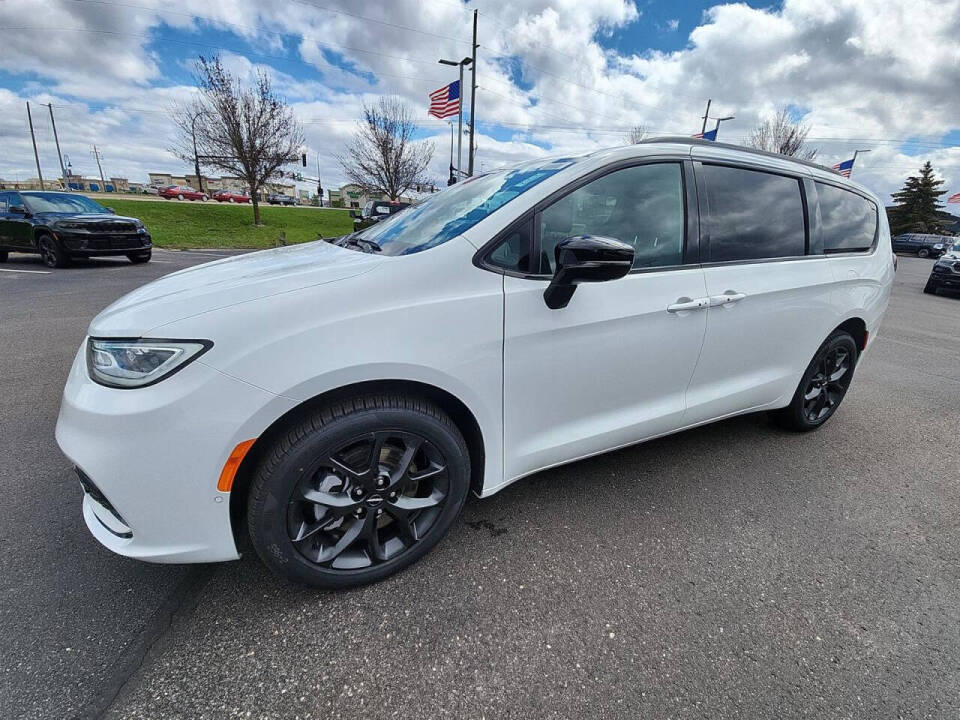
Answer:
xmin=639 ymin=136 xmax=840 ymax=175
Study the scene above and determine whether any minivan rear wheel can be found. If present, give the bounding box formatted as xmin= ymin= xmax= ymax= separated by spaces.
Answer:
xmin=247 ymin=394 xmax=471 ymax=588
xmin=771 ymin=331 xmax=858 ymax=432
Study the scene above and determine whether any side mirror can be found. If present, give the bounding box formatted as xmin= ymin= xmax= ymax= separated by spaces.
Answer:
xmin=543 ymin=235 xmax=634 ymax=309
xmin=106 ymin=207 xmax=116 ymax=214
xmin=8 ymin=205 xmax=27 ymax=215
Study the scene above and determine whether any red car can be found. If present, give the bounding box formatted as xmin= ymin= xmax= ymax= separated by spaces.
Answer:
xmin=158 ymin=185 xmax=208 ymax=201
xmin=212 ymin=190 xmax=251 ymax=204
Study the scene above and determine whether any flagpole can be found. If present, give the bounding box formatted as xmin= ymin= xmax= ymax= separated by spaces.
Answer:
xmin=457 ymin=63 xmax=464 ymax=178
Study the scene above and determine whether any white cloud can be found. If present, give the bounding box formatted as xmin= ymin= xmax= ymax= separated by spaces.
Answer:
xmin=1 ymin=0 xmax=959 ymax=204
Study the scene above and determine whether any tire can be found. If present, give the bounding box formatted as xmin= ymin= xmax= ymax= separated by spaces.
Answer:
xmin=37 ymin=234 xmax=70 ymax=268
xmin=0 ymin=250 xmax=7 ymax=263
xmin=228 ymin=197 xmax=235 ymax=203
xmin=918 ymin=248 xmax=930 ymax=258
xmin=201 ymin=195 xmax=208 ymax=201
xmin=177 ymin=193 xmax=184 ymax=201
xmin=248 ymin=394 xmax=471 ymax=589
xmin=771 ymin=331 xmax=858 ymax=432
xmin=923 ymin=279 xmax=938 ymax=294
xmin=127 ymin=251 xmax=151 ymax=264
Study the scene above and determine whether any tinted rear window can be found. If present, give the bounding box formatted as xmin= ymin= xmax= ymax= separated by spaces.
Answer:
xmin=817 ymin=182 xmax=877 ymax=253
xmin=702 ymin=165 xmax=806 ymax=262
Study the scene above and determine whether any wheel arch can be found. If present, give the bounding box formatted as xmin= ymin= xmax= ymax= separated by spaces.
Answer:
xmin=833 ymin=316 xmax=868 ymax=352
xmin=227 ymin=378 xmax=486 ymax=548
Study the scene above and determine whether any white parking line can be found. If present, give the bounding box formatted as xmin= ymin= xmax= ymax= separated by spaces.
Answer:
xmin=0 ymin=267 xmax=51 ymax=275
xmin=154 ymin=249 xmax=239 ymax=258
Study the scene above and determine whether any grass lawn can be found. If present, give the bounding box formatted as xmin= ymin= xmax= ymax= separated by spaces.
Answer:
xmin=106 ymin=199 xmax=353 ymax=250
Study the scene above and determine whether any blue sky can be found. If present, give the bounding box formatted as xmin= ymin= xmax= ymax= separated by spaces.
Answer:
xmin=1 ymin=0 xmax=959 ymax=204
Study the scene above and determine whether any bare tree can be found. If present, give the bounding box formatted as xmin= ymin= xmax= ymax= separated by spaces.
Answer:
xmin=747 ymin=108 xmax=817 ymax=160
xmin=625 ymin=124 xmax=650 ymax=144
xmin=172 ymin=55 xmax=304 ymax=225
xmin=339 ymin=97 xmax=434 ymax=201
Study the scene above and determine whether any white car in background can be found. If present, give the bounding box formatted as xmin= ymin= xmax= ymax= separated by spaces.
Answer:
xmin=56 ymin=139 xmax=893 ymax=589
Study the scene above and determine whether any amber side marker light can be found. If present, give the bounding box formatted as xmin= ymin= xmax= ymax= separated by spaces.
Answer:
xmin=217 ymin=439 xmax=257 ymax=492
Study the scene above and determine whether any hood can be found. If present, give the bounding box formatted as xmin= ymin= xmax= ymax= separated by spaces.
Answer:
xmin=90 ymin=240 xmax=382 ymax=336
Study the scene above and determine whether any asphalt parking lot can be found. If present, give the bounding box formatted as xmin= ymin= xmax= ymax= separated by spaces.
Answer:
xmin=1 ymin=251 xmax=958 ymax=719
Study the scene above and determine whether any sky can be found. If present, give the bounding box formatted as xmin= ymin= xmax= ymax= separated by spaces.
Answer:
xmin=1 ymin=0 xmax=960 ymax=208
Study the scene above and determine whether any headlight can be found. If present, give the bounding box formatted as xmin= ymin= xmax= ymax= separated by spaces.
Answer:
xmin=86 ymin=338 xmax=212 ymax=388
xmin=55 ymin=221 xmax=87 ymax=231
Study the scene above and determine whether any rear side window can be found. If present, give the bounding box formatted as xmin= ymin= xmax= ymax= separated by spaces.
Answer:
xmin=701 ymin=165 xmax=806 ymax=262
xmin=817 ymin=182 xmax=877 ymax=253
xmin=0 ymin=193 xmax=7 ymax=212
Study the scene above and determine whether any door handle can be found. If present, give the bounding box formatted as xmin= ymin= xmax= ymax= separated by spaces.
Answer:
xmin=708 ymin=291 xmax=747 ymax=307
xmin=667 ymin=297 xmax=709 ymax=313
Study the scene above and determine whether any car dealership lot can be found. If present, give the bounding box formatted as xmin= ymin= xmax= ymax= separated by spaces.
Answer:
xmin=1 ymin=253 xmax=958 ymax=719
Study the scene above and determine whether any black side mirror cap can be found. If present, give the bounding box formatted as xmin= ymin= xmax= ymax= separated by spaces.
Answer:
xmin=544 ymin=235 xmax=634 ymax=309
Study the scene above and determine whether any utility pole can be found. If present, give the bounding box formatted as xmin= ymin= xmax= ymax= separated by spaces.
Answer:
xmin=92 ymin=145 xmax=106 ymax=192
xmin=467 ymin=9 xmax=478 ymax=177
xmin=700 ymin=99 xmax=712 ymax=135
xmin=26 ymin=102 xmax=44 ymax=189
xmin=316 ymin=151 xmax=323 ymax=206
xmin=46 ymin=103 xmax=69 ymax=191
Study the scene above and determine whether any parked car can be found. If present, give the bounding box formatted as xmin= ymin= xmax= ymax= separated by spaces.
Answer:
xmin=924 ymin=239 xmax=960 ymax=295
xmin=213 ymin=190 xmax=251 ymax=204
xmin=56 ymin=139 xmax=893 ymax=589
xmin=352 ymin=200 xmax=410 ymax=229
xmin=159 ymin=185 xmax=208 ymax=201
xmin=891 ymin=233 xmax=948 ymax=258
xmin=0 ymin=191 xmax=151 ymax=268
xmin=267 ymin=193 xmax=297 ymax=206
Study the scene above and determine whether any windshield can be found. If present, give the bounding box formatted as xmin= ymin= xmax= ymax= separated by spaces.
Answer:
xmin=357 ymin=157 xmax=579 ymax=256
xmin=22 ymin=193 xmax=109 ymax=214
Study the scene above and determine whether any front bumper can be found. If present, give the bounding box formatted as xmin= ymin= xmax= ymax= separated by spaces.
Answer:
xmin=58 ymin=230 xmax=152 ymax=255
xmin=55 ymin=342 xmax=296 ymax=563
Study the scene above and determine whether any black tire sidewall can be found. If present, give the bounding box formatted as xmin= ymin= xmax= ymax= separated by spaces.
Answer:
xmin=788 ymin=332 xmax=858 ymax=430
xmin=249 ymin=404 xmax=470 ymax=588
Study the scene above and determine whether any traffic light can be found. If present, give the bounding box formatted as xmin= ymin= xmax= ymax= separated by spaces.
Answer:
xmin=301 ymin=153 xmax=307 ymax=167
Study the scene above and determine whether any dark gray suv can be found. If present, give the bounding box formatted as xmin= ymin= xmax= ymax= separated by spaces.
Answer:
xmin=892 ymin=233 xmax=949 ymax=258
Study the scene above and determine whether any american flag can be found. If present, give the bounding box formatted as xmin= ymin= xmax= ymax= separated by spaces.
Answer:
xmin=692 ymin=128 xmax=717 ymax=142
xmin=429 ymin=80 xmax=461 ymax=119
xmin=832 ymin=158 xmax=854 ymax=177
xmin=948 ymin=192 xmax=960 ymax=204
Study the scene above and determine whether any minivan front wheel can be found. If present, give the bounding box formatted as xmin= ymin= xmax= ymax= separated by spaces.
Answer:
xmin=918 ymin=248 xmax=930 ymax=258
xmin=772 ymin=331 xmax=858 ymax=432
xmin=248 ymin=394 xmax=470 ymax=588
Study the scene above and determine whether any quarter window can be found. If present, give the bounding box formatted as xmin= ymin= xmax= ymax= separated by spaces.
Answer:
xmin=538 ymin=163 xmax=685 ymax=274
xmin=0 ymin=193 xmax=7 ymax=213
xmin=817 ymin=182 xmax=877 ymax=253
xmin=702 ymin=165 xmax=806 ymax=262
xmin=485 ymin=217 xmax=533 ymax=273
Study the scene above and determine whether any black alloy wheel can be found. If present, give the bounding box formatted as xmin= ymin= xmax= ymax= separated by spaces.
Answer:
xmin=248 ymin=394 xmax=470 ymax=588
xmin=287 ymin=430 xmax=450 ymax=570
xmin=38 ymin=235 xmax=69 ymax=268
xmin=919 ymin=248 xmax=930 ymax=258
xmin=772 ymin=331 xmax=858 ymax=431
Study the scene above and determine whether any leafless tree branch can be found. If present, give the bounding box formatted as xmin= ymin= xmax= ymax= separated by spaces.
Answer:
xmin=747 ymin=108 xmax=817 ymax=160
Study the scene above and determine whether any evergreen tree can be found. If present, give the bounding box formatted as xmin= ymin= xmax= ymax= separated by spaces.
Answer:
xmin=889 ymin=161 xmax=947 ymax=235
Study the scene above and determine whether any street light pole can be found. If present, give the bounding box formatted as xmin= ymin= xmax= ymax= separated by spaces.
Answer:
xmin=26 ymin=102 xmax=44 ymax=189
xmin=712 ymin=115 xmax=735 ymax=140
xmin=850 ymin=149 xmax=871 ymax=177
xmin=439 ymin=56 xmax=473 ymax=180
xmin=467 ymin=9 xmax=478 ymax=177
xmin=47 ymin=103 xmax=69 ymax=191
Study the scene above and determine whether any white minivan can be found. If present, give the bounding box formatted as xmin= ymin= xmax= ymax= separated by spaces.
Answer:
xmin=56 ymin=139 xmax=893 ymax=588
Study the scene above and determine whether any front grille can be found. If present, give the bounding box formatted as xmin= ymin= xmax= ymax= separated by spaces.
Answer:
xmin=85 ymin=236 xmax=144 ymax=250
xmin=82 ymin=221 xmax=138 ymax=234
